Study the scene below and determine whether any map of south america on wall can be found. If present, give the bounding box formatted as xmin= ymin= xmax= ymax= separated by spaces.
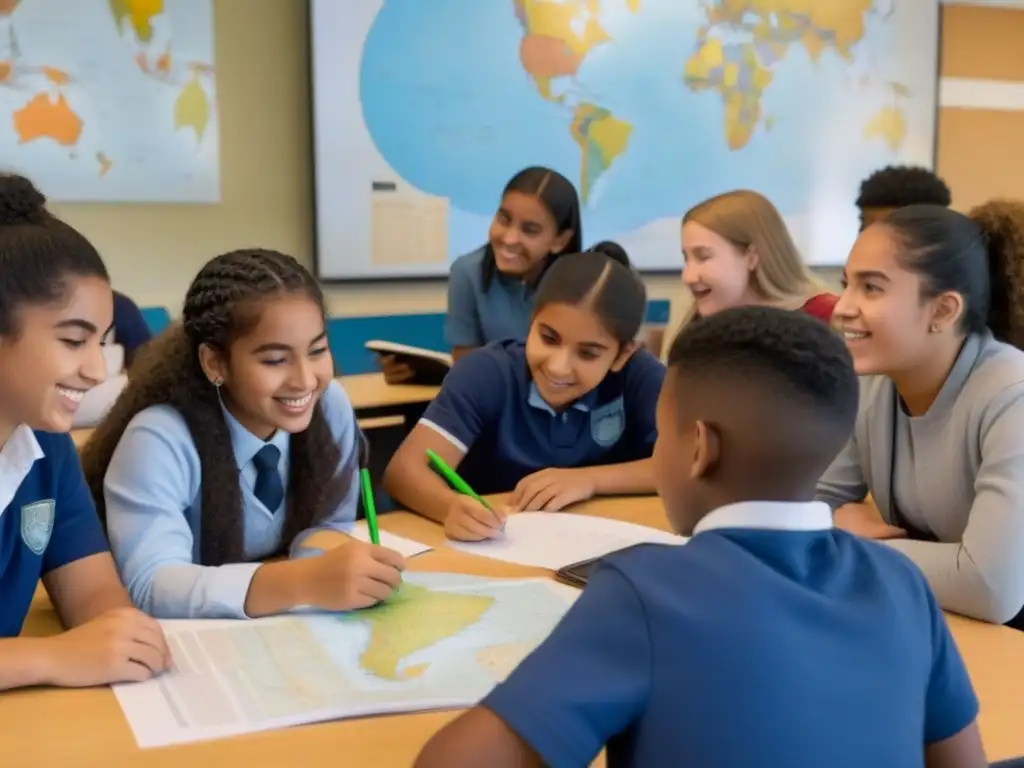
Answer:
xmin=0 ymin=0 xmax=219 ymax=202
xmin=310 ymin=0 xmax=938 ymax=279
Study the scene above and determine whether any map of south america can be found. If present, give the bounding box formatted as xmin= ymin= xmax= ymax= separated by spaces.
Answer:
xmin=514 ymin=0 xmax=638 ymax=203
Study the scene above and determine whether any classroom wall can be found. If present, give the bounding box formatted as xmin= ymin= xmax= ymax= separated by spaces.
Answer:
xmin=47 ymin=0 xmax=1018 ymax=330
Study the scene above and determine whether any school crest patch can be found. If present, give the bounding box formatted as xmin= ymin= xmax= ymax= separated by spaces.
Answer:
xmin=590 ymin=397 xmax=626 ymax=447
xmin=21 ymin=499 xmax=55 ymax=556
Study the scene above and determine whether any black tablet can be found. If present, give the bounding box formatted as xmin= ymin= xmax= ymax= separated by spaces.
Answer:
xmin=555 ymin=544 xmax=648 ymax=588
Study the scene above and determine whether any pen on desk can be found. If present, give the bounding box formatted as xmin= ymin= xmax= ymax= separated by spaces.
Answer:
xmin=425 ymin=448 xmax=505 ymax=532
xmin=359 ymin=468 xmax=381 ymax=545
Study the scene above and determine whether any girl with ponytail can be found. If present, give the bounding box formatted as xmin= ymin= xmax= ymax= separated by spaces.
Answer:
xmin=816 ymin=201 xmax=1024 ymax=629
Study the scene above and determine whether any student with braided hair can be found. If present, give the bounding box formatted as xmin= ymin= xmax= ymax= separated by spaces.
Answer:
xmin=81 ymin=250 xmax=406 ymax=620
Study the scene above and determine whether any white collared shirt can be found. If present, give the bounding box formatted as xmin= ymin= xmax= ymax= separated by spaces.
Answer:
xmin=693 ymin=500 xmax=833 ymax=537
xmin=0 ymin=425 xmax=44 ymax=518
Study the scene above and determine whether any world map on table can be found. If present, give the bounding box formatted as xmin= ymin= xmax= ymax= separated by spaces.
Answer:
xmin=322 ymin=0 xmax=937 ymax=276
xmin=0 ymin=0 xmax=219 ymax=202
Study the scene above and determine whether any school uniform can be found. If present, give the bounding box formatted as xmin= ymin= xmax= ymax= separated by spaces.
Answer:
xmin=111 ymin=290 xmax=153 ymax=367
xmin=816 ymin=330 xmax=1024 ymax=627
xmin=103 ymin=381 xmax=362 ymax=620
xmin=1 ymin=426 xmax=109 ymax=637
xmin=419 ymin=339 xmax=665 ymax=494
xmin=445 ymin=247 xmax=536 ymax=348
xmin=483 ymin=501 xmax=978 ymax=768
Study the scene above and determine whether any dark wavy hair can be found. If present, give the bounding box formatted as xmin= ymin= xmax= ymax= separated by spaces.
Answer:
xmin=81 ymin=250 xmax=352 ymax=566
xmin=0 ymin=173 xmax=109 ymax=337
xmin=481 ymin=166 xmax=582 ymax=289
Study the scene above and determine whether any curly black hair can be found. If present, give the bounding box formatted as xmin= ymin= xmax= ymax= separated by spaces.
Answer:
xmin=667 ymin=306 xmax=859 ymax=482
xmin=81 ymin=249 xmax=356 ymax=566
xmin=0 ymin=174 xmax=108 ymax=336
xmin=856 ymin=165 xmax=951 ymax=210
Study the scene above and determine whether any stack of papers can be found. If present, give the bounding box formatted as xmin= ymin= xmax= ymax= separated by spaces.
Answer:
xmin=447 ymin=512 xmax=685 ymax=569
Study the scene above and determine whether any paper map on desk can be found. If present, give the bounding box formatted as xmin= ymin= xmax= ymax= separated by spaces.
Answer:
xmin=113 ymin=573 xmax=576 ymax=748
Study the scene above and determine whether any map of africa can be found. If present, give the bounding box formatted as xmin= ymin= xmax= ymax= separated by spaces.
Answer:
xmin=312 ymin=0 xmax=938 ymax=278
xmin=0 ymin=0 xmax=218 ymax=202
xmin=113 ymin=573 xmax=577 ymax=748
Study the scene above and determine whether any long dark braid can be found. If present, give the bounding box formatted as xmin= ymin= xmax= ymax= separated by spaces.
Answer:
xmin=82 ymin=249 xmax=351 ymax=566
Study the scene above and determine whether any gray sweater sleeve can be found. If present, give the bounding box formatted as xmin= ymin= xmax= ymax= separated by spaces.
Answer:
xmin=886 ymin=386 xmax=1024 ymax=625
xmin=815 ymin=433 xmax=869 ymax=511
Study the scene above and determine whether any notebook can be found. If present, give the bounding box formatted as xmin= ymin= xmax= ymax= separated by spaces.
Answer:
xmin=365 ymin=340 xmax=453 ymax=385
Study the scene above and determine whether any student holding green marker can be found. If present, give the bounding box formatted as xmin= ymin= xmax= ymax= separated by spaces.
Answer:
xmin=383 ymin=248 xmax=664 ymax=542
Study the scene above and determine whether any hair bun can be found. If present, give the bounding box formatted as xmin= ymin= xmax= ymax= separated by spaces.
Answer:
xmin=0 ymin=174 xmax=47 ymax=225
xmin=588 ymin=240 xmax=631 ymax=267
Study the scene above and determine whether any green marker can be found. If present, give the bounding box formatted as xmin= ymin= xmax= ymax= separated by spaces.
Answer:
xmin=426 ymin=449 xmax=505 ymax=532
xmin=360 ymin=468 xmax=380 ymax=545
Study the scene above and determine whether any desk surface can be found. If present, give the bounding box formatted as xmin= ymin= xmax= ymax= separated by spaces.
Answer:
xmin=11 ymin=497 xmax=1024 ymax=767
xmin=339 ymin=373 xmax=440 ymax=412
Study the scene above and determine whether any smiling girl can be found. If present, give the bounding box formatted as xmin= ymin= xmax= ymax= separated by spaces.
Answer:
xmin=0 ymin=174 xmax=169 ymax=690
xmin=679 ymin=190 xmax=836 ymax=327
xmin=816 ymin=201 xmax=1024 ymax=628
xmin=379 ymin=167 xmax=581 ymax=383
xmin=81 ymin=250 xmax=405 ymax=620
xmin=383 ymin=242 xmax=665 ymax=541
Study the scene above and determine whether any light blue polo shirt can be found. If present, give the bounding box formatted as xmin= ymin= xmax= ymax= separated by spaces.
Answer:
xmin=483 ymin=501 xmax=979 ymax=767
xmin=0 ymin=426 xmax=109 ymax=637
xmin=445 ymin=247 xmax=536 ymax=348
xmin=418 ymin=340 xmax=665 ymax=493
xmin=102 ymin=381 xmax=363 ymax=620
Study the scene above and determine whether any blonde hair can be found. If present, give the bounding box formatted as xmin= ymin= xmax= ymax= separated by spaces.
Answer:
xmin=677 ymin=189 xmax=828 ymax=330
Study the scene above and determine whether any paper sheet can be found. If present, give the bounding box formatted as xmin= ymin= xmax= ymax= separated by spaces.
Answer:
xmin=344 ymin=521 xmax=432 ymax=557
xmin=447 ymin=512 xmax=686 ymax=569
xmin=113 ymin=573 xmax=577 ymax=748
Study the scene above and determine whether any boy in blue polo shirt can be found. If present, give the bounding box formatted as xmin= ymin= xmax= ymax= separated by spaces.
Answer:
xmin=384 ymin=243 xmax=665 ymax=541
xmin=0 ymin=173 xmax=169 ymax=691
xmin=415 ymin=306 xmax=986 ymax=768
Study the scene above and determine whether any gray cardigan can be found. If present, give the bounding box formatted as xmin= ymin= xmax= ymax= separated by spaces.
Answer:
xmin=816 ymin=331 xmax=1024 ymax=625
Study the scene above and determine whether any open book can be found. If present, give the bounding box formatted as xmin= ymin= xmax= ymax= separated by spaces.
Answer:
xmin=365 ymin=340 xmax=453 ymax=385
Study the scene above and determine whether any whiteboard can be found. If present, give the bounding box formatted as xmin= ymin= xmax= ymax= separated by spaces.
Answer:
xmin=309 ymin=0 xmax=939 ymax=280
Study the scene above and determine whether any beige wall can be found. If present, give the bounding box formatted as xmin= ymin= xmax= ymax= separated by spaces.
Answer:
xmin=52 ymin=2 xmax=1014 ymax=324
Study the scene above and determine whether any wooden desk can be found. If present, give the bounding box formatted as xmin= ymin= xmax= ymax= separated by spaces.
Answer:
xmin=337 ymin=373 xmax=440 ymax=420
xmin=11 ymin=497 xmax=1024 ymax=766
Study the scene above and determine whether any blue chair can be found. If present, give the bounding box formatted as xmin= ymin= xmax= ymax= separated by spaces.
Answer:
xmin=327 ymin=313 xmax=448 ymax=376
xmin=140 ymin=306 xmax=172 ymax=335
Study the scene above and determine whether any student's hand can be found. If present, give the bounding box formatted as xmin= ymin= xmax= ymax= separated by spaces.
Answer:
xmin=43 ymin=607 xmax=171 ymax=687
xmin=444 ymin=495 xmax=508 ymax=541
xmin=834 ymin=502 xmax=908 ymax=540
xmin=379 ymin=354 xmax=415 ymax=385
xmin=303 ymin=540 xmax=406 ymax=610
xmin=510 ymin=468 xmax=597 ymax=512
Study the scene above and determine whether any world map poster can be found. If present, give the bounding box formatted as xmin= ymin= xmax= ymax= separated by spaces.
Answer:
xmin=0 ymin=0 xmax=219 ymax=202
xmin=311 ymin=0 xmax=939 ymax=278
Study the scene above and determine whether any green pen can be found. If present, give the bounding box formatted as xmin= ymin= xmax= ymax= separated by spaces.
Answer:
xmin=359 ymin=468 xmax=380 ymax=545
xmin=426 ymin=449 xmax=505 ymax=532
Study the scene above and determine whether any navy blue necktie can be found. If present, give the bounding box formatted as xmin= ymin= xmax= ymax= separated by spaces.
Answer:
xmin=253 ymin=444 xmax=284 ymax=513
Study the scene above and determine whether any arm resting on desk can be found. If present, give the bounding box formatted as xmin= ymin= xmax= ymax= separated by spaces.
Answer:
xmin=384 ymin=424 xmax=464 ymax=524
xmin=416 ymin=707 xmax=543 ymax=768
xmin=590 ymin=458 xmax=654 ymax=496
xmin=925 ymin=722 xmax=987 ymax=768
xmin=43 ymin=552 xmax=134 ymax=629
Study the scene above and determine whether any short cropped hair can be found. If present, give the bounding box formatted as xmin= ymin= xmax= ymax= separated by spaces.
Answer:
xmin=856 ymin=165 xmax=951 ymax=210
xmin=668 ymin=306 xmax=859 ymax=436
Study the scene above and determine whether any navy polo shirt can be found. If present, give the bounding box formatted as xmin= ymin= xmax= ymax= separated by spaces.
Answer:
xmin=484 ymin=501 xmax=979 ymax=767
xmin=419 ymin=339 xmax=665 ymax=493
xmin=0 ymin=426 xmax=110 ymax=637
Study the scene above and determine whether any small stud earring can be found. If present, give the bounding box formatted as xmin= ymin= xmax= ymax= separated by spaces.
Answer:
xmin=929 ymin=324 xmax=939 ymax=334
xmin=211 ymin=377 xmax=223 ymax=388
